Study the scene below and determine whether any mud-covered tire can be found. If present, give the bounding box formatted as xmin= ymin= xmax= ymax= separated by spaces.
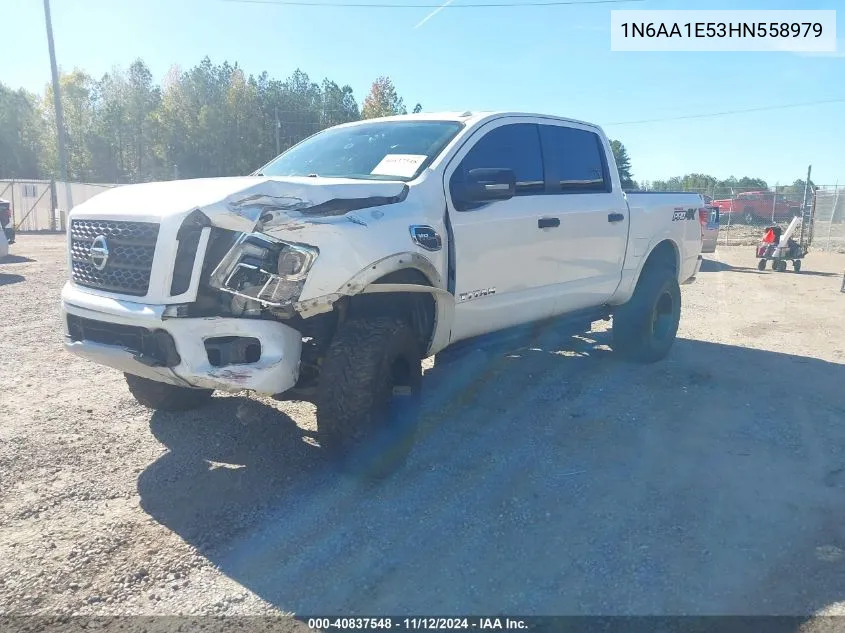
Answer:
xmin=316 ymin=317 xmax=422 ymax=478
xmin=612 ymin=265 xmax=681 ymax=364
xmin=124 ymin=373 xmax=213 ymax=411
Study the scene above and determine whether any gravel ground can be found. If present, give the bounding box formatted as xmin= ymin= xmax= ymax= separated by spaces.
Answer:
xmin=1 ymin=235 xmax=845 ymax=623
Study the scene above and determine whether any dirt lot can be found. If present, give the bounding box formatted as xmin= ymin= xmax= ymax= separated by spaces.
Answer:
xmin=1 ymin=234 xmax=845 ymax=621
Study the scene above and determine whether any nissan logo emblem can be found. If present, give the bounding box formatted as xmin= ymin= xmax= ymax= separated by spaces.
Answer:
xmin=89 ymin=235 xmax=110 ymax=271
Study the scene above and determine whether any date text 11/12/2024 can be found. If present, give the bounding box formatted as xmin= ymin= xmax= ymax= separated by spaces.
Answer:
xmin=307 ymin=618 xmax=528 ymax=630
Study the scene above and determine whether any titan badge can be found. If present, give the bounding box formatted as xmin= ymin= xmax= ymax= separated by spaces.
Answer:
xmin=459 ymin=287 xmax=496 ymax=302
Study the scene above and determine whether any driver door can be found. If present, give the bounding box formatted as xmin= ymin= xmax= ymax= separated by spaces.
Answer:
xmin=444 ymin=118 xmax=560 ymax=344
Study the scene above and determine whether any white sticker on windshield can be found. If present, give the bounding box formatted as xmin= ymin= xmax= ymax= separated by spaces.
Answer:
xmin=370 ymin=154 xmax=427 ymax=178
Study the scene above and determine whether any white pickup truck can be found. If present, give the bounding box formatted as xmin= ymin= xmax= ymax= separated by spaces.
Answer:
xmin=61 ymin=111 xmax=704 ymax=473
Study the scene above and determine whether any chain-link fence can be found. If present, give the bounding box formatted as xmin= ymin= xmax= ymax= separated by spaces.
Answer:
xmin=813 ymin=185 xmax=844 ymax=253
xmin=638 ymin=177 xmax=841 ymax=250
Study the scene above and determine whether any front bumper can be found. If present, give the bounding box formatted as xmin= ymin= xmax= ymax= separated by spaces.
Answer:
xmin=61 ymin=282 xmax=302 ymax=395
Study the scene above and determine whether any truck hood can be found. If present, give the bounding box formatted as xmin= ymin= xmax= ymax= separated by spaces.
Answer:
xmin=72 ymin=176 xmax=410 ymax=233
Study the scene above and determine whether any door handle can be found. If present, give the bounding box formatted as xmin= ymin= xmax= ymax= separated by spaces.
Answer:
xmin=608 ymin=213 xmax=625 ymax=223
xmin=538 ymin=217 xmax=560 ymax=229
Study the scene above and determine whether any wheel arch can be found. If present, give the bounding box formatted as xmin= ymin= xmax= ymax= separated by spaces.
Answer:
xmin=641 ymin=238 xmax=679 ymax=277
xmin=341 ymin=253 xmax=454 ymax=357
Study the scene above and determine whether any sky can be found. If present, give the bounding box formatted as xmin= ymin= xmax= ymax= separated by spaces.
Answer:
xmin=1 ymin=0 xmax=843 ymax=185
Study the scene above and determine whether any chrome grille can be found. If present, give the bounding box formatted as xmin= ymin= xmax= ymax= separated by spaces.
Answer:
xmin=70 ymin=220 xmax=159 ymax=296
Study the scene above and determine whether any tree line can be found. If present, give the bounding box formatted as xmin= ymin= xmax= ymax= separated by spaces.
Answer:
xmin=0 ymin=56 xmax=805 ymax=201
xmin=0 ymin=57 xmax=419 ymax=184
xmin=609 ymin=142 xmax=812 ymax=200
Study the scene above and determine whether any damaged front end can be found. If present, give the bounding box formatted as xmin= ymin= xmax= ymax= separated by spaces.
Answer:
xmin=207 ymin=232 xmax=319 ymax=319
xmin=62 ymin=175 xmax=422 ymax=396
xmin=194 ymin=179 xmax=410 ymax=316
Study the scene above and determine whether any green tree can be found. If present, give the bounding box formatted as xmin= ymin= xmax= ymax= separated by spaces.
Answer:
xmin=361 ymin=76 xmax=406 ymax=119
xmin=0 ymin=84 xmax=45 ymax=178
xmin=320 ymin=79 xmax=359 ymax=128
xmin=41 ymin=69 xmax=98 ymax=181
xmin=609 ymin=139 xmax=636 ymax=189
xmin=0 ymin=57 xmax=413 ymax=183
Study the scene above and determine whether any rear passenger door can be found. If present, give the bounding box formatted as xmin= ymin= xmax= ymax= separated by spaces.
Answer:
xmin=444 ymin=118 xmax=561 ymax=343
xmin=537 ymin=122 xmax=629 ymax=313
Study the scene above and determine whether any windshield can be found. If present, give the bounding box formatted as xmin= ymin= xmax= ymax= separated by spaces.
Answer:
xmin=258 ymin=120 xmax=463 ymax=181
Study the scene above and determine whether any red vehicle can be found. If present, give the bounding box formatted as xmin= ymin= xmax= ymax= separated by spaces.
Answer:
xmin=711 ymin=191 xmax=800 ymax=224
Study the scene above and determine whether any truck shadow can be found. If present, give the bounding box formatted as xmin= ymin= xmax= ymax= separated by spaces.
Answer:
xmin=138 ymin=323 xmax=845 ymax=617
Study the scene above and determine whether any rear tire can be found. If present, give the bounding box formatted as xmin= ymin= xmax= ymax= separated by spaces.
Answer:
xmin=316 ymin=317 xmax=422 ymax=478
xmin=793 ymin=259 xmax=802 ymax=273
xmin=124 ymin=373 xmax=213 ymax=411
xmin=612 ymin=264 xmax=681 ymax=364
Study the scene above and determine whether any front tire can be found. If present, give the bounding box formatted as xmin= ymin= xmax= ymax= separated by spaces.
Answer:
xmin=124 ymin=373 xmax=213 ymax=411
xmin=316 ymin=317 xmax=422 ymax=478
xmin=757 ymin=258 xmax=767 ymax=271
xmin=612 ymin=265 xmax=681 ymax=364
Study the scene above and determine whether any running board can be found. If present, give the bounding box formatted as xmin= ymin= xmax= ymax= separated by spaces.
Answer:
xmin=436 ymin=306 xmax=611 ymax=361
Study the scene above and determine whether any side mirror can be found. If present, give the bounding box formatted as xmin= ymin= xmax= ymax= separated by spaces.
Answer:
xmin=464 ymin=168 xmax=516 ymax=203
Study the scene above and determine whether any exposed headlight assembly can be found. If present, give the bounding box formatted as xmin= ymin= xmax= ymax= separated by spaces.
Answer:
xmin=209 ymin=232 xmax=319 ymax=310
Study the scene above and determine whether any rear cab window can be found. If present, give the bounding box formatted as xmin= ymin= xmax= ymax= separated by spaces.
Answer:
xmin=538 ymin=124 xmax=610 ymax=194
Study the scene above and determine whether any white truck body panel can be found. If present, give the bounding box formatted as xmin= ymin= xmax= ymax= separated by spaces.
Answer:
xmin=61 ymin=111 xmax=703 ymax=395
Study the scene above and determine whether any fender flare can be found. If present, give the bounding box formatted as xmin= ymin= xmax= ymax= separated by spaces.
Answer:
xmin=339 ymin=252 xmax=443 ymax=293
xmin=294 ymin=252 xmax=455 ymax=355
xmin=610 ymin=237 xmax=680 ymax=306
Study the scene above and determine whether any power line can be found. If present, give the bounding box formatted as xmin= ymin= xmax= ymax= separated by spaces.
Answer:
xmin=221 ymin=0 xmax=644 ymax=7
xmin=607 ymin=97 xmax=845 ymax=126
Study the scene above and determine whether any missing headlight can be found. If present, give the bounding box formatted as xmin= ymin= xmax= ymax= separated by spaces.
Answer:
xmin=209 ymin=233 xmax=319 ymax=311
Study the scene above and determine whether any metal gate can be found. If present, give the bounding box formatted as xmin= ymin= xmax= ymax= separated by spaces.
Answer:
xmin=0 ymin=179 xmax=119 ymax=232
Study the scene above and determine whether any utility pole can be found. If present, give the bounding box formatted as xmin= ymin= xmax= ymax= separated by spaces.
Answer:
xmin=275 ymin=106 xmax=281 ymax=156
xmin=801 ymin=165 xmax=812 ymax=213
xmin=799 ymin=165 xmax=812 ymax=245
xmin=43 ymin=0 xmax=73 ymax=215
xmin=771 ymin=182 xmax=778 ymax=223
